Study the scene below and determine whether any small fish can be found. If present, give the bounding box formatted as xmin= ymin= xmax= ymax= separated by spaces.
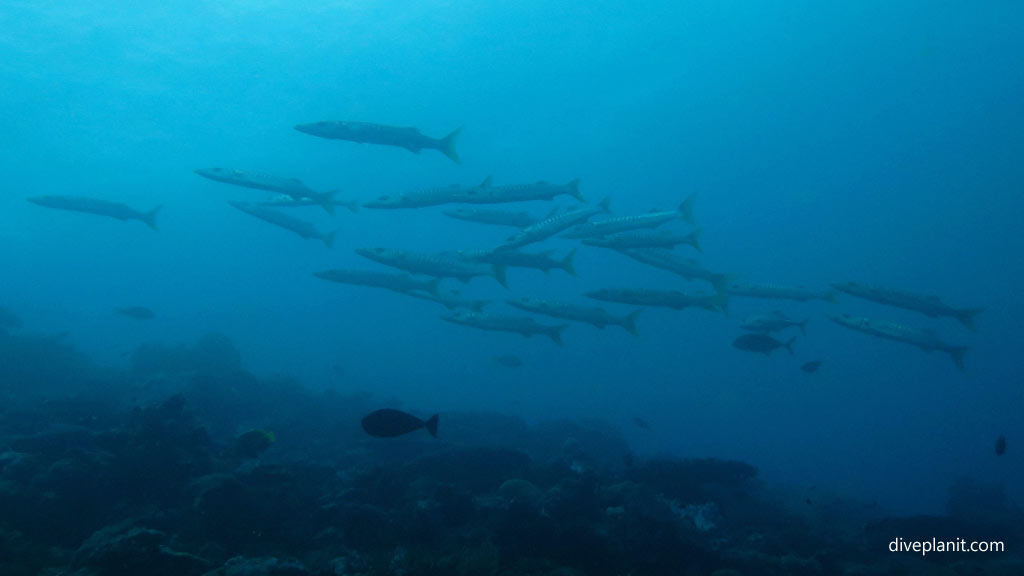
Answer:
xmin=233 ymin=429 xmax=276 ymax=459
xmin=361 ymin=409 xmax=439 ymax=438
xmin=493 ymin=354 xmax=524 ymax=368
xmin=995 ymin=435 xmax=1006 ymax=456
xmin=801 ymin=360 xmax=822 ymax=373
xmin=732 ymin=333 xmax=795 ymax=355
xmin=28 ymin=195 xmax=161 ymax=230
xmin=116 ymin=306 xmax=155 ymax=320
xmin=295 ymin=120 xmax=461 ymax=164
xmin=632 ymin=417 xmax=650 ymax=430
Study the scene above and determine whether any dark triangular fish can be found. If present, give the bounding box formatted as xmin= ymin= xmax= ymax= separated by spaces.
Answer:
xmin=361 ymin=408 xmax=439 ymax=438
xmin=801 ymin=360 xmax=822 ymax=373
xmin=732 ymin=333 xmax=795 ymax=355
xmin=116 ymin=306 xmax=155 ymax=320
xmin=995 ymin=434 xmax=1006 ymax=456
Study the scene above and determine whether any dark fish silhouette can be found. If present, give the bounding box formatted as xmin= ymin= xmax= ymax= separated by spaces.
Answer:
xmin=801 ymin=360 xmax=822 ymax=373
xmin=995 ymin=435 xmax=1006 ymax=456
xmin=732 ymin=333 xmax=795 ymax=355
xmin=116 ymin=306 xmax=155 ymax=320
xmin=233 ymin=429 xmax=276 ymax=458
xmin=28 ymin=195 xmax=161 ymax=230
xmin=295 ymin=120 xmax=461 ymax=164
xmin=632 ymin=417 xmax=650 ymax=430
xmin=361 ymin=409 xmax=439 ymax=438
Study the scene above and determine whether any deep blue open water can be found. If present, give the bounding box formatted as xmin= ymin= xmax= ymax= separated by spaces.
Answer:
xmin=1 ymin=2 xmax=1022 ymax=574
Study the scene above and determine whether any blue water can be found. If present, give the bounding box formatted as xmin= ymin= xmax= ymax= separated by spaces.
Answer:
xmin=2 ymin=1 xmax=1021 ymax=516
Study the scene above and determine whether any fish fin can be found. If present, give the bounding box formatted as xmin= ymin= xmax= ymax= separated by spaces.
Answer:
xmin=457 ymin=276 xmax=471 ymax=284
xmin=493 ymin=265 xmax=509 ymax=289
xmin=711 ymin=273 xmax=733 ymax=298
xmin=480 ymin=175 xmax=492 ymax=188
xmin=319 ymin=190 xmax=336 ymax=215
xmin=424 ymin=414 xmax=439 ymax=437
xmin=143 ymin=205 xmax=162 ymax=231
xmin=598 ymin=196 xmax=612 ymax=213
xmin=440 ymin=126 xmax=462 ymax=164
xmin=948 ymin=346 xmax=968 ymax=371
xmin=799 ymin=319 xmax=808 ymax=336
xmin=562 ymin=248 xmax=577 ymax=277
xmin=688 ymin=229 xmax=702 ymax=253
xmin=343 ymin=198 xmax=361 ymax=214
xmin=622 ymin=309 xmax=642 ymax=336
xmin=824 ymin=291 xmax=839 ymax=304
xmin=548 ymin=325 xmax=567 ymax=346
xmin=715 ymin=291 xmax=731 ymax=316
xmin=404 ymin=145 xmax=422 ymax=154
xmin=426 ymin=277 xmax=442 ymax=297
xmin=471 ymin=300 xmax=488 ymax=312
xmin=785 ymin=336 xmax=797 ymax=355
xmin=956 ymin=307 xmax=983 ymax=331
xmin=322 ymin=229 xmax=338 ymax=249
xmin=678 ymin=193 xmax=697 ymax=225
xmin=567 ymin=178 xmax=585 ymax=202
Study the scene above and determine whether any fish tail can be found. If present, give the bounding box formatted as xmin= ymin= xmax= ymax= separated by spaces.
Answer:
xmin=711 ymin=273 xmax=733 ymax=298
xmin=598 ymin=196 xmax=612 ymax=213
xmin=562 ymin=248 xmax=577 ymax=277
xmin=799 ymin=319 xmax=809 ymax=336
xmin=956 ymin=307 xmax=983 ymax=331
xmin=622 ymin=309 xmax=642 ymax=336
xmin=548 ymin=324 xmax=567 ymax=346
xmin=679 ymin=193 xmax=697 ymax=225
xmin=319 ymin=190 xmax=336 ymax=215
xmin=323 ymin=229 xmax=338 ymax=249
xmin=143 ymin=205 xmax=162 ymax=231
xmin=440 ymin=126 xmax=462 ymax=164
xmin=424 ymin=414 xmax=440 ymax=437
xmin=567 ymin=178 xmax=585 ymax=202
xmin=493 ymin=264 xmax=509 ymax=289
xmin=948 ymin=346 xmax=968 ymax=371
xmin=329 ymin=189 xmax=359 ymax=214
xmin=714 ymin=290 xmax=731 ymax=316
xmin=688 ymin=229 xmax=702 ymax=253
xmin=785 ymin=336 xmax=797 ymax=355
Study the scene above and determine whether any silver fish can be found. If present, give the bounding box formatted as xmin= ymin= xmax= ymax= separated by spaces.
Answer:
xmin=832 ymin=281 xmax=982 ymax=330
xmin=507 ymin=297 xmax=641 ymax=335
xmin=28 ymin=195 xmax=161 ymax=230
xmin=441 ymin=310 xmax=566 ymax=346
xmin=830 ymin=313 xmax=969 ymax=371
xmin=295 ymin=120 xmax=461 ymax=163
xmin=562 ymin=194 xmax=696 ymax=238
xmin=230 ymin=202 xmax=336 ymax=247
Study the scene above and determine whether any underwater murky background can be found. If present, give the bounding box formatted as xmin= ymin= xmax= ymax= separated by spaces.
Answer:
xmin=1 ymin=2 xmax=1022 ymax=573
